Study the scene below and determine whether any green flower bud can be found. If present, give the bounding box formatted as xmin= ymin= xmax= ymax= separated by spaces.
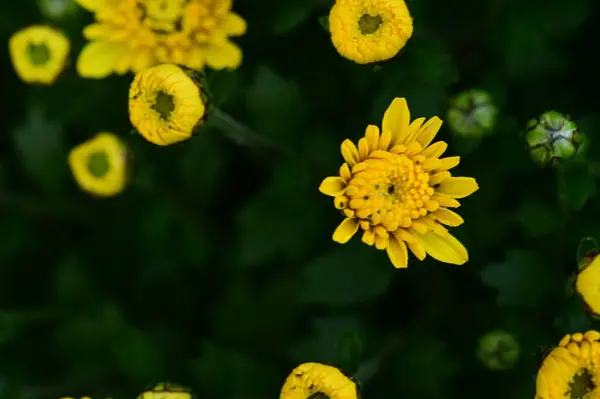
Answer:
xmin=476 ymin=330 xmax=520 ymax=371
xmin=37 ymin=0 xmax=79 ymax=21
xmin=447 ymin=89 xmax=498 ymax=137
xmin=525 ymin=111 xmax=585 ymax=167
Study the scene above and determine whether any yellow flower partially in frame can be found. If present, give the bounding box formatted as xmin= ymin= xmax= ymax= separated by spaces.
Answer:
xmin=535 ymin=331 xmax=600 ymax=398
xmin=329 ymin=0 xmax=413 ymax=64
xmin=129 ymin=64 xmax=207 ymax=146
xmin=75 ymin=0 xmax=247 ymax=79
xmin=9 ymin=25 xmax=70 ymax=84
xmin=138 ymin=383 xmax=191 ymax=399
xmin=576 ymin=252 xmax=600 ymax=317
xmin=68 ymin=132 xmax=128 ymax=197
xmin=280 ymin=363 xmax=358 ymax=399
xmin=319 ymin=98 xmax=478 ymax=269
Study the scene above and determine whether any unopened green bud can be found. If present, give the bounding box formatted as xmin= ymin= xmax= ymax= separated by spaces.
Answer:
xmin=37 ymin=0 xmax=79 ymax=21
xmin=447 ymin=89 xmax=498 ymax=137
xmin=476 ymin=330 xmax=520 ymax=371
xmin=525 ymin=111 xmax=585 ymax=167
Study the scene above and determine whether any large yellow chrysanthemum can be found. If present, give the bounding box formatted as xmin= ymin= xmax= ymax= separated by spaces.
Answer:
xmin=9 ymin=25 xmax=70 ymax=84
xmin=536 ymin=331 xmax=600 ymax=398
xmin=68 ymin=132 xmax=128 ymax=196
xmin=280 ymin=363 xmax=358 ymax=399
xmin=319 ymin=98 xmax=478 ymax=269
xmin=328 ymin=0 xmax=413 ymax=64
xmin=129 ymin=64 xmax=207 ymax=146
xmin=576 ymin=252 xmax=600 ymax=316
xmin=75 ymin=0 xmax=246 ymax=78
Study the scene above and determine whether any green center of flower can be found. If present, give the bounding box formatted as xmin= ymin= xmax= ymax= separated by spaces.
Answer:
xmin=307 ymin=393 xmax=330 ymax=399
xmin=87 ymin=151 xmax=110 ymax=177
xmin=358 ymin=13 xmax=383 ymax=35
xmin=26 ymin=43 xmax=51 ymax=65
xmin=153 ymin=91 xmax=175 ymax=120
xmin=569 ymin=369 xmax=595 ymax=398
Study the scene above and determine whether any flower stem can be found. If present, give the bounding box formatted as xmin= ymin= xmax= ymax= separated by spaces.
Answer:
xmin=208 ymin=108 xmax=285 ymax=155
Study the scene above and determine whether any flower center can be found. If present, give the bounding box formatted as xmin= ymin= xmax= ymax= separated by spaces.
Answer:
xmin=358 ymin=13 xmax=383 ymax=35
xmin=137 ymin=0 xmax=186 ymax=33
xmin=87 ymin=151 xmax=110 ymax=178
xmin=569 ymin=369 xmax=595 ymax=399
xmin=152 ymin=90 xmax=175 ymax=120
xmin=26 ymin=43 xmax=50 ymax=65
xmin=344 ymin=153 xmax=437 ymax=232
xmin=307 ymin=393 xmax=330 ymax=399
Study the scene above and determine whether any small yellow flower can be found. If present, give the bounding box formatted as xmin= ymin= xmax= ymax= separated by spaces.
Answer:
xmin=68 ymin=132 xmax=128 ymax=197
xmin=535 ymin=331 xmax=600 ymax=398
xmin=576 ymin=252 xmax=600 ymax=316
xmin=75 ymin=0 xmax=247 ymax=79
xmin=328 ymin=0 xmax=413 ymax=64
xmin=9 ymin=25 xmax=70 ymax=84
xmin=319 ymin=97 xmax=478 ymax=269
xmin=129 ymin=64 xmax=207 ymax=146
xmin=280 ymin=363 xmax=358 ymax=399
xmin=138 ymin=383 xmax=191 ymax=399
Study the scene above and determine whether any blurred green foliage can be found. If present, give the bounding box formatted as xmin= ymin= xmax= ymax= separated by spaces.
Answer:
xmin=1 ymin=0 xmax=600 ymax=398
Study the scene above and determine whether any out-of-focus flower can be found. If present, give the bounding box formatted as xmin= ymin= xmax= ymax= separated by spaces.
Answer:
xmin=68 ymin=132 xmax=128 ymax=196
xmin=319 ymin=97 xmax=478 ymax=269
xmin=535 ymin=331 xmax=600 ymax=398
xmin=447 ymin=89 xmax=497 ymax=138
xmin=9 ymin=25 xmax=70 ymax=84
xmin=328 ymin=0 xmax=413 ymax=64
xmin=129 ymin=64 xmax=207 ymax=146
xmin=38 ymin=0 xmax=79 ymax=21
xmin=138 ymin=383 xmax=191 ymax=399
xmin=280 ymin=363 xmax=358 ymax=399
xmin=525 ymin=111 xmax=585 ymax=167
xmin=476 ymin=330 xmax=520 ymax=371
xmin=576 ymin=251 xmax=600 ymax=317
xmin=75 ymin=0 xmax=247 ymax=79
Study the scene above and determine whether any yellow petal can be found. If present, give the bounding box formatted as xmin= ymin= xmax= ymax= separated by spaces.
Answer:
xmin=417 ymin=231 xmax=468 ymax=265
xmin=365 ymin=125 xmax=380 ymax=152
xmin=431 ymin=193 xmax=461 ymax=208
xmin=429 ymin=171 xmax=451 ymax=185
xmin=319 ymin=177 xmax=346 ymax=197
xmin=341 ymin=139 xmax=359 ymax=166
xmin=382 ymin=97 xmax=410 ymax=146
xmin=416 ymin=117 xmax=443 ymax=148
xmin=420 ymin=141 xmax=447 ymax=158
xmin=430 ymin=208 xmax=464 ymax=227
xmin=223 ymin=13 xmax=247 ymax=36
xmin=339 ymin=163 xmax=351 ymax=182
xmin=76 ymin=41 xmax=127 ymax=78
xmin=386 ymin=235 xmax=408 ymax=268
xmin=204 ymin=40 xmax=242 ymax=69
xmin=436 ymin=177 xmax=479 ymax=198
xmin=75 ymin=0 xmax=110 ymax=11
xmin=333 ymin=218 xmax=359 ymax=244
xmin=405 ymin=117 xmax=426 ymax=143
xmin=407 ymin=241 xmax=426 ymax=260
xmin=437 ymin=156 xmax=461 ymax=171
xmin=357 ymin=137 xmax=369 ymax=161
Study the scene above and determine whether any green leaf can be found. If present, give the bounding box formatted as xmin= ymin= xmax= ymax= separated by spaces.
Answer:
xmin=271 ymin=2 xmax=312 ymax=35
xmin=557 ymin=162 xmax=596 ymax=212
xmin=111 ymin=327 xmax=164 ymax=384
xmin=514 ymin=199 xmax=562 ymax=238
xmin=553 ymin=297 xmax=593 ymax=332
xmin=318 ymin=14 xmax=329 ymax=30
xmin=12 ymin=106 xmax=66 ymax=195
xmin=480 ymin=250 xmax=559 ymax=308
xmin=300 ymin=241 xmax=395 ymax=307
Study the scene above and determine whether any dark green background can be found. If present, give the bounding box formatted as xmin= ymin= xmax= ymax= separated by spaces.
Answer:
xmin=1 ymin=0 xmax=599 ymax=397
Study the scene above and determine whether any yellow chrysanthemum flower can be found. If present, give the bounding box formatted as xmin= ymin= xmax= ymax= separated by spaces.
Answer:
xmin=576 ymin=252 xmax=600 ymax=316
xmin=319 ymin=98 xmax=478 ymax=269
xmin=9 ymin=25 xmax=70 ymax=84
xmin=328 ymin=0 xmax=413 ymax=64
xmin=75 ymin=0 xmax=246 ymax=79
xmin=129 ymin=63 xmax=207 ymax=146
xmin=68 ymin=132 xmax=128 ymax=196
xmin=138 ymin=383 xmax=191 ymax=399
xmin=535 ymin=331 xmax=600 ymax=398
xmin=280 ymin=363 xmax=358 ymax=399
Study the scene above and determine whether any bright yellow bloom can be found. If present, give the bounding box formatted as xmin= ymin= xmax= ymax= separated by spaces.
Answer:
xmin=319 ymin=98 xmax=478 ymax=269
xmin=280 ymin=363 xmax=358 ymax=399
xmin=138 ymin=383 xmax=191 ymax=399
xmin=75 ymin=0 xmax=246 ymax=78
xmin=576 ymin=252 xmax=600 ymax=316
xmin=9 ymin=25 xmax=70 ymax=84
xmin=535 ymin=331 xmax=600 ymax=398
xmin=329 ymin=0 xmax=413 ymax=64
xmin=68 ymin=132 xmax=128 ymax=196
xmin=129 ymin=64 xmax=207 ymax=146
